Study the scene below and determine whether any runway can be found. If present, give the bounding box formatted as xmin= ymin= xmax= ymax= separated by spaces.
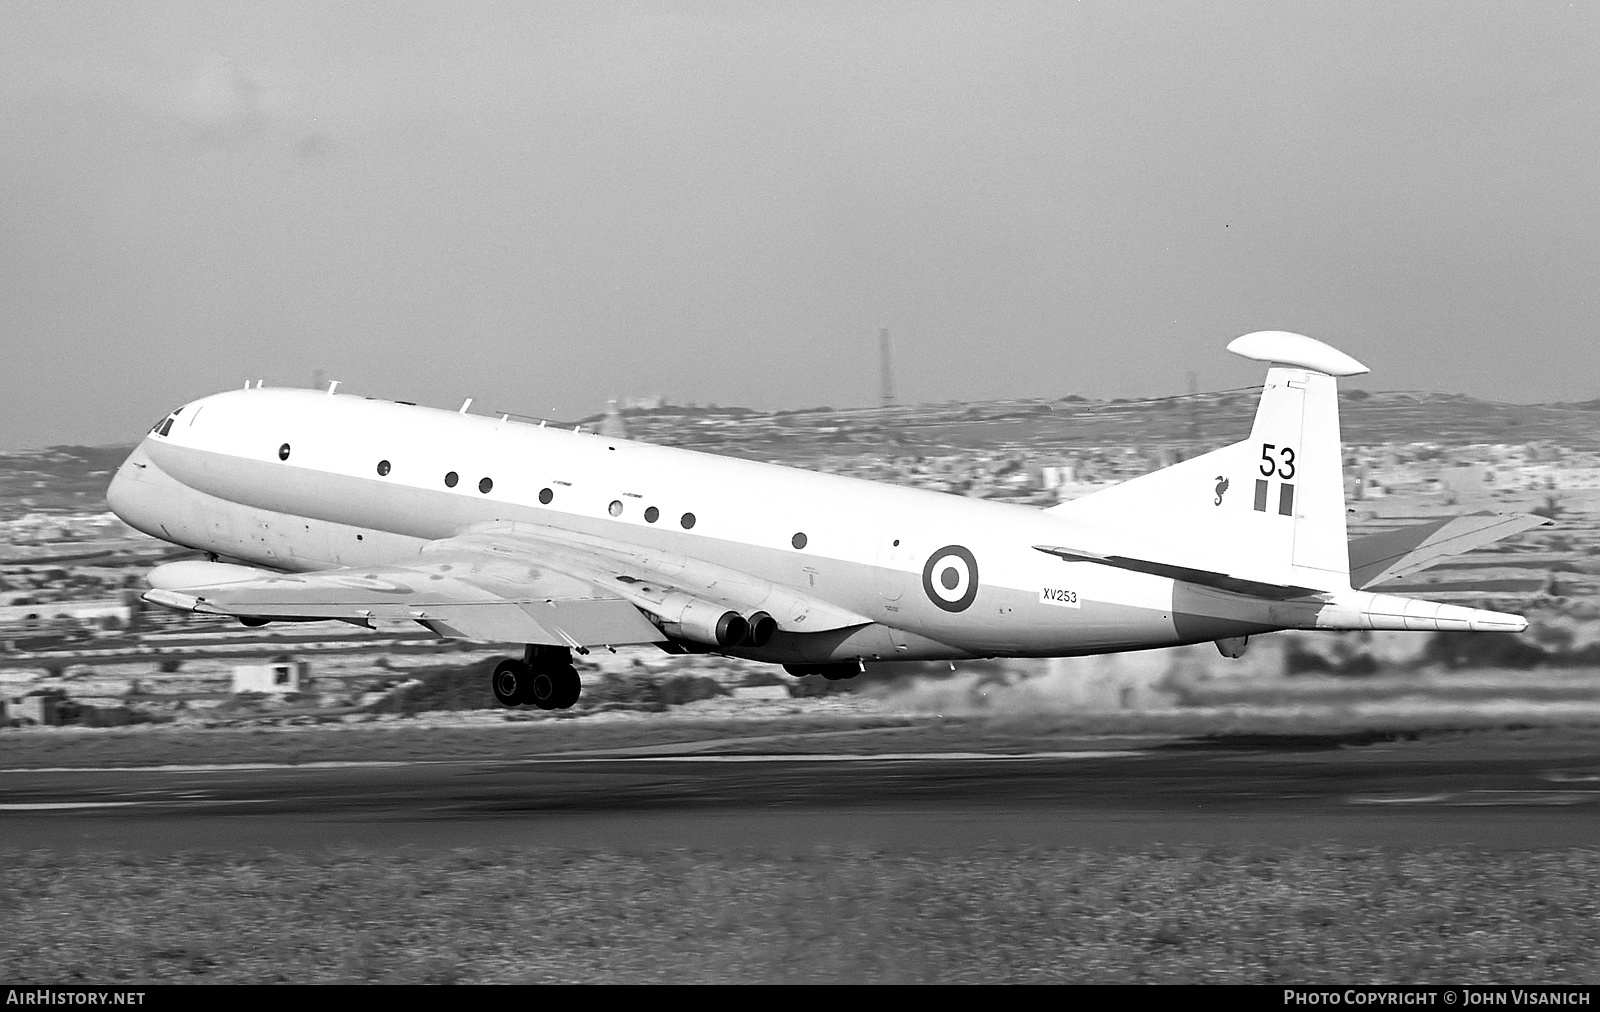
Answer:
xmin=3 ymin=727 xmax=1598 ymax=852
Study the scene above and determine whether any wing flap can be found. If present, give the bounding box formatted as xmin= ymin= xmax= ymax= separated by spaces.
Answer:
xmin=414 ymin=604 xmax=558 ymax=643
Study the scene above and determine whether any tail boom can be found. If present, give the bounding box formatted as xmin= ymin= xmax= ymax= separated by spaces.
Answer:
xmin=1311 ymin=590 xmax=1528 ymax=633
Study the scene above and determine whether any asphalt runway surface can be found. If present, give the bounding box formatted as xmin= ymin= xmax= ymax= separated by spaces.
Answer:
xmin=3 ymin=726 xmax=1598 ymax=853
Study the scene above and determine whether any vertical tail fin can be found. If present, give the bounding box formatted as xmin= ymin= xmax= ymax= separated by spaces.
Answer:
xmin=1046 ymin=332 xmax=1366 ymax=593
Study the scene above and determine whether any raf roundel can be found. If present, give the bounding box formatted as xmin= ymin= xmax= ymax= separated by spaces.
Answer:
xmin=922 ymin=545 xmax=979 ymax=613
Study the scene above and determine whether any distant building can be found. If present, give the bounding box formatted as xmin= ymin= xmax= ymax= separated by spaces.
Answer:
xmin=6 ymin=694 xmax=60 ymax=726
xmin=232 ymin=657 xmax=311 ymax=694
xmin=598 ymin=400 xmax=629 ymax=439
xmin=0 ymin=598 xmax=133 ymax=631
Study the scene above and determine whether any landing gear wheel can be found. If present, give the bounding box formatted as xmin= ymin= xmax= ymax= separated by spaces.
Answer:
xmin=526 ymin=668 xmax=559 ymax=710
xmin=526 ymin=664 xmax=582 ymax=710
xmin=551 ymin=665 xmax=582 ymax=709
xmin=492 ymin=659 xmax=531 ymax=707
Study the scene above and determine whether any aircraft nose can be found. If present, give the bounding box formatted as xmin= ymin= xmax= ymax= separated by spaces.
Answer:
xmin=106 ymin=441 xmax=164 ymax=539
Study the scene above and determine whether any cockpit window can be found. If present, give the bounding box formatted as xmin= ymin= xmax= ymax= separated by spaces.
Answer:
xmin=151 ymin=405 xmax=184 ymax=438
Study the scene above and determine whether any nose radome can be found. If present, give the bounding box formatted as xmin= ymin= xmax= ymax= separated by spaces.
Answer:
xmin=106 ymin=442 xmax=163 ymax=540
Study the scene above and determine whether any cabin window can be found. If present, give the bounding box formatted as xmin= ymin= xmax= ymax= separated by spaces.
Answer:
xmin=680 ymin=512 xmax=696 ymax=530
xmin=644 ymin=506 xmax=659 ymax=523
xmin=444 ymin=471 xmax=458 ymax=487
xmin=376 ymin=460 xmax=391 ymax=476
xmin=278 ymin=443 xmax=291 ymax=461
xmin=608 ymin=500 xmax=623 ymax=517
xmin=539 ymin=487 xmax=553 ymax=504
xmin=479 ymin=477 xmax=493 ymax=494
xmin=792 ymin=532 xmax=808 ymax=550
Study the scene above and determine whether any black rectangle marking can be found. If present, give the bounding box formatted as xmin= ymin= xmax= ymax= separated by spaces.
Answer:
xmin=1278 ymin=482 xmax=1295 ymax=516
xmin=1254 ymin=479 xmax=1268 ymax=512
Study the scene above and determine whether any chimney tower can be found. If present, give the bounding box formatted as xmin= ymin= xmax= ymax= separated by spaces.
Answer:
xmin=879 ymin=327 xmax=896 ymax=410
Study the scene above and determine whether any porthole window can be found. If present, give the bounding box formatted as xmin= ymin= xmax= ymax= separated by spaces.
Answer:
xmin=644 ymin=506 xmax=659 ymax=523
xmin=792 ymin=532 xmax=808 ymax=550
xmin=680 ymin=512 xmax=696 ymax=530
xmin=444 ymin=471 xmax=458 ymax=488
xmin=539 ymin=487 xmax=553 ymax=505
xmin=377 ymin=460 xmax=391 ymax=476
xmin=608 ymin=500 xmax=623 ymax=517
xmin=278 ymin=443 xmax=291 ymax=461
xmin=479 ymin=477 xmax=493 ymax=494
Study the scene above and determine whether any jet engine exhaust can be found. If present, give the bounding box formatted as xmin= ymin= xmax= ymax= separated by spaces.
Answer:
xmin=713 ymin=611 xmax=748 ymax=646
xmin=652 ymin=593 xmax=748 ymax=647
xmin=743 ymin=611 xmax=777 ymax=647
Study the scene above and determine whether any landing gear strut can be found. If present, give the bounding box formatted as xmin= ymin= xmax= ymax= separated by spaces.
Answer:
xmin=492 ymin=645 xmax=581 ymax=710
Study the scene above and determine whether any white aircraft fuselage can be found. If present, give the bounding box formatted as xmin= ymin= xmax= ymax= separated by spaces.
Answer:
xmin=105 ymin=333 xmax=1534 ymax=702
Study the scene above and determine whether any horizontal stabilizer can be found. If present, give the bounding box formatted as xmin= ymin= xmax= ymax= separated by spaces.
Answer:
xmin=1033 ymin=545 xmax=1320 ymax=599
xmin=1347 ymin=511 xmax=1551 ymax=590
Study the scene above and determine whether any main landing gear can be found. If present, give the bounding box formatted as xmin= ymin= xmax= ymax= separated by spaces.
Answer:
xmin=492 ymin=645 xmax=581 ymax=710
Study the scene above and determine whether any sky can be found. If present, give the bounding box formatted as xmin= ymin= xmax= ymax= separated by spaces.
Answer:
xmin=2 ymin=2 xmax=1597 ymax=449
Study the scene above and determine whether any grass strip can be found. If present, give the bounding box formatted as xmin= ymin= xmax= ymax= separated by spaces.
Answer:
xmin=2 ymin=844 xmax=1596 ymax=983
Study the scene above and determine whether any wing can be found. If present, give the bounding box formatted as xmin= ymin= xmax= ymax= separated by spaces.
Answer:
xmin=144 ymin=550 xmax=667 ymax=647
xmin=143 ymin=520 xmax=870 ymax=647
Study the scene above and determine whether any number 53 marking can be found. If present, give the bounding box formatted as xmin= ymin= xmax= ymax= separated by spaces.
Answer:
xmin=1259 ymin=443 xmax=1296 ymax=479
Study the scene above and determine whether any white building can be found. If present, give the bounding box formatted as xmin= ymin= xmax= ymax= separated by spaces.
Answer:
xmin=232 ymin=658 xmax=311 ymax=694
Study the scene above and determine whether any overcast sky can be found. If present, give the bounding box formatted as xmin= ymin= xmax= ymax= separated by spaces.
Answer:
xmin=2 ymin=2 xmax=1597 ymax=448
